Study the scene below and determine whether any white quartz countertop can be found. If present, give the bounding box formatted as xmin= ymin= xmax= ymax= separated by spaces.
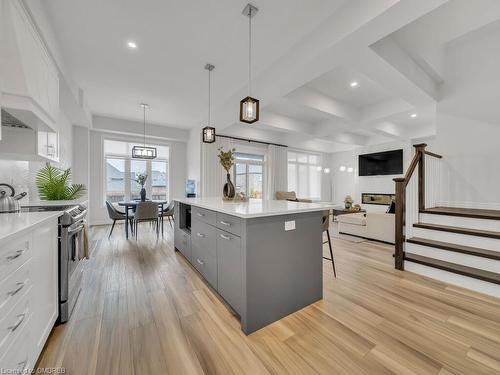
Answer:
xmin=174 ymin=197 xmax=336 ymax=219
xmin=0 ymin=211 xmax=63 ymax=245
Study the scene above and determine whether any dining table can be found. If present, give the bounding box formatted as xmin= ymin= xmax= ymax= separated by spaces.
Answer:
xmin=117 ymin=199 xmax=168 ymax=239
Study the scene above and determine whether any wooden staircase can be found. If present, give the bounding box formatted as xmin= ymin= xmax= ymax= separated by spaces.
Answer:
xmin=394 ymin=145 xmax=500 ymax=298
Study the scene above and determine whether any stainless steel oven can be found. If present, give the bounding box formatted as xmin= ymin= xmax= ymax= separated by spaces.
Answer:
xmin=59 ymin=206 xmax=87 ymax=323
xmin=21 ymin=203 xmax=88 ymax=323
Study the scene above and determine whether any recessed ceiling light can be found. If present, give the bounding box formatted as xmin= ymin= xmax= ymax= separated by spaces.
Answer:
xmin=410 ymin=113 xmax=417 ymax=118
xmin=339 ymin=166 xmax=346 ymax=172
xmin=347 ymin=167 xmax=354 ymax=173
xmin=350 ymin=81 xmax=359 ymax=88
xmin=127 ymin=41 xmax=137 ymax=49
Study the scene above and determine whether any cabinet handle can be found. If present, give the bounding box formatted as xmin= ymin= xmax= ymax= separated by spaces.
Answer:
xmin=196 ymin=258 xmax=204 ymax=265
xmin=196 ymin=233 xmax=205 ymax=238
xmin=8 ymin=313 xmax=26 ymax=332
xmin=6 ymin=249 xmax=25 ymax=261
xmin=17 ymin=359 xmax=28 ymax=373
xmin=197 ymin=213 xmax=205 ymax=217
xmin=219 ymin=234 xmax=231 ymax=240
xmin=220 ymin=220 xmax=231 ymax=226
xmin=8 ymin=282 xmax=25 ymax=297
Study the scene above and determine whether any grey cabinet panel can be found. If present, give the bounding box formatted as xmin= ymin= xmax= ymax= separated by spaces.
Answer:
xmin=177 ymin=230 xmax=191 ymax=262
xmin=192 ymin=206 xmax=216 ymax=226
xmin=217 ymin=229 xmax=242 ymax=314
xmin=216 ymin=213 xmax=242 ymax=236
xmin=191 ymin=219 xmax=217 ymax=258
xmin=192 ymin=247 xmax=217 ymax=289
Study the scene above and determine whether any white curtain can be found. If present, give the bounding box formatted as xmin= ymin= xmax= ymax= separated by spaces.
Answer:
xmin=201 ymin=136 xmax=234 ymax=197
xmin=266 ymin=144 xmax=288 ymax=200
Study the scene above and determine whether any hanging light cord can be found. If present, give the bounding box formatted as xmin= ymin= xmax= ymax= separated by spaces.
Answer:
xmin=143 ymin=105 xmax=146 ymax=147
xmin=208 ymin=68 xmax=211 ymax=126
xmin=248 ymin=6 xmax=252 ymax=96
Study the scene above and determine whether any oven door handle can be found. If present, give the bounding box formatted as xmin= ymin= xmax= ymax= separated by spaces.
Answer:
xmin=67 ymin=224 xmax=85 ymax=235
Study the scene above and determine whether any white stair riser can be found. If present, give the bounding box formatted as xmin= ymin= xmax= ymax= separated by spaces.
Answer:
xmin=405 ymin=243 xmax=500 ymax=274
xmin=420 ymin=213 xmax=500 ymax=232
xmin=405 ymin=261 xmax=500 ymax=299
xmin=413 ymin=227 xmax=500 ymax=252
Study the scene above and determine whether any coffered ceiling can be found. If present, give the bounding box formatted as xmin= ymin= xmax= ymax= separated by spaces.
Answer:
xmin=27 ymin=0 xmax=500 ymax=152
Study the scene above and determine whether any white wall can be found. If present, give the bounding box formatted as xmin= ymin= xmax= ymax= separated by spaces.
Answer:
xmin=432 ymin=21 xmax=500 ymax=209
xmin=329 ymin=141 xmax=413 ymax=212
xmin=186 ymin=128 xmax=201 ymax=195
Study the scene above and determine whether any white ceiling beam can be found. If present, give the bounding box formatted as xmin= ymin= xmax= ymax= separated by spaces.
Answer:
xmin=370 ymin=36 xmax=440 ymax=101
xmin=285 ymin=87 xmax=359 ymax=123
xmin=359 ymin=97 xmax=413 ymax=124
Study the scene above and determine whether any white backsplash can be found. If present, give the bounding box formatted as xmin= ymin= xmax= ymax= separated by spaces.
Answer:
xmin=0 ymin=160 xmax=31 ymax=203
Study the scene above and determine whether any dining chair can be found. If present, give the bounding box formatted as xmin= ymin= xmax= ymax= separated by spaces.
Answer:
xmin=159 ymin=201 xmax=175 ymax=227
xmin=105 ymin=201 xmax=134 ymax=238
xmin=322 ymin=210 xmax=336 ymax=277
xmin=134 ymin=201 xmax=160 ymax=239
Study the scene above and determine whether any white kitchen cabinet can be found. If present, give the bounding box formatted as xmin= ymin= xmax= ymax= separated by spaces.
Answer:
xmin=1 ymin=0 xmax=59 ymax=131
xmin=0 ymin=218 xmax=59 ymax=373
xmin=37 ymin=130 xmax=60 ymax=162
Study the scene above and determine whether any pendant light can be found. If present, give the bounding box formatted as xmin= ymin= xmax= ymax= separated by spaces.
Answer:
xmin=240 ymin=3 xmax=259 ymax=124
xmin=132 ymin=103 xmax=157 ymax=159
xmin=202 ymin=63 xmax=216 ymax=143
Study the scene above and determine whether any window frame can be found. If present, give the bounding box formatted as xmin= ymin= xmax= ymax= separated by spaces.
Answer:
xmin=287 ymin=150 xmax=323 ymax=200
xmin=233 ymin=152 xmax=265 ymax=199
xmin=103 ymin=138 xmax=170 ymax=204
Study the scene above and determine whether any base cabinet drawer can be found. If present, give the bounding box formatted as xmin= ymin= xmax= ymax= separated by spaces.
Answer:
xmin=216 ymin=213 xmax=242 ymax=236
xmin=0 ymin=315 xmax=33 ymax=374
xmin=192 ymin=252 xmax=217 ymax=289
xmin=0 ymin=236 xmax=32 ymax=282
xmin=217 ymin=230 xmax=242 ymax=314
xmin=192 ymin=219 xmax=217 ymax=258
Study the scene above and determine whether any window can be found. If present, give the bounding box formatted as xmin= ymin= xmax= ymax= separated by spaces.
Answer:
xmin=288 ymin=151 xmax=322 ymax=200
xmin=234 ymin=152 xmax=264 ymax=199
xmin=104 ymin=140 xmax=169 ymax=203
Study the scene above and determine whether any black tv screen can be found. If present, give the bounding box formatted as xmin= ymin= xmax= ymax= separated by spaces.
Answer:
xmin=359 ymin=149 xmax=403 ymax=176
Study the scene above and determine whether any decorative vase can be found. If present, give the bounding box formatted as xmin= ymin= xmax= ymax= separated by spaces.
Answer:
xmin=140 ymin=186 xmax=146 ymax=202
xmin=223 ymin=173 xmax=235 ymax=199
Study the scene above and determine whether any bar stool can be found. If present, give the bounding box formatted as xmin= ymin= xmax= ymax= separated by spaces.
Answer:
xmin=322 ymin=210 xmax=336 ymax=277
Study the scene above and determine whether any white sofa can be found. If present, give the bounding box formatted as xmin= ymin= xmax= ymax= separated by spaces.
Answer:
xmin=337 ymin=212 xmax=395 ymax=244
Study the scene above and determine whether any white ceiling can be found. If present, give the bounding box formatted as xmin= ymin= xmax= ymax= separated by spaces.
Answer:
xmin=39 ymin=0 xmax=347 ymax=128
xmin=31 ymin=0 xmax=500 ymax=152
xmin=306 ymin=66 xmax=393 ymax=109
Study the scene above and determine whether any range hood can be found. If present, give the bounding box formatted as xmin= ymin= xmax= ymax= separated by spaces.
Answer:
xmin=1 ymin=109 xmax=33 ymax=130
xmin=1 ymin=0 xmax=60 ymax=132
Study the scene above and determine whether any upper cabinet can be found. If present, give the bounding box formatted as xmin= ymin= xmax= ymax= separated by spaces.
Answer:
xmin=1 ymin=0 xmax=59 ymax=132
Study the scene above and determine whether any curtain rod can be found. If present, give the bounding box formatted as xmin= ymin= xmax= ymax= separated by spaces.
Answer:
xmin=216 ymin=134 xmax=287 ymax=148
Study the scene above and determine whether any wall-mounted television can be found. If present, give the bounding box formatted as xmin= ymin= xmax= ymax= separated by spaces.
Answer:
xmin=358 ymin=149 xmax=403 ymax=176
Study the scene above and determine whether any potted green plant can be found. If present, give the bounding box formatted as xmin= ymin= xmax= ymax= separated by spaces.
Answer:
xmin=36 ymin=163 xmax=86 ymax=201
xmin=133 ymin=172 xmax=148 ymax=202
xmin=217 ymin=147 xmax=236 ymax=199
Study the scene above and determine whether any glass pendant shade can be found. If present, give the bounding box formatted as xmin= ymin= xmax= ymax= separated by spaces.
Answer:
xmin=240 ymin=96 xmax=259 ymax=124
xmin=132 ymin=145 xmax=157 ymax=159
xmin=202 ymin=126 xmax=216 ymax=143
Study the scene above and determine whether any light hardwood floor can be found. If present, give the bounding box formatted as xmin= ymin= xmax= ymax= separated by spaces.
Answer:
xmin=36 ymin=223 xmax=500 ymax=374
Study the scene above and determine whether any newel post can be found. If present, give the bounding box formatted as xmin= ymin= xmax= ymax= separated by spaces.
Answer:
xmin=414 ymin=143 xmax=427 ymax=211
xmin=393 ymin=177 xmax=405 ymax=270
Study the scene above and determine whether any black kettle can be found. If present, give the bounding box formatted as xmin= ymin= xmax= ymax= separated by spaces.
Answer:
xmin=0 ymin=184 xmax=27 ymax=213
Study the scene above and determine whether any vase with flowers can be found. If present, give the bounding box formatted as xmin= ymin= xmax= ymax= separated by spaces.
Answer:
xmin=217 ymin=147 xmax=236 ymax=199
xmin=344 ymin=195 xmax=353 ymax=210
xmin=134 ymin=172 xmax=148 ymax=201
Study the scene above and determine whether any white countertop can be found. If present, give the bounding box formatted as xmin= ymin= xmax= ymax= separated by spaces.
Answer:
xmin=174 ymin=197 xmax=336 ymax=219
xmin=23 ymin=198 xmax=88 ymax=207
xmin=0 ymin=211 xmax=63 ymax=245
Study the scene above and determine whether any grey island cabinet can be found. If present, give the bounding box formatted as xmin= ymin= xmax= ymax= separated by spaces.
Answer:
xmin=174 ymin=197 xmax=335 ymax=334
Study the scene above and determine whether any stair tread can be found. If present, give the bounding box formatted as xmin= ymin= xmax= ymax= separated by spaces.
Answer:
xmin=405 ymin=254 xmax=500 ymax=285
xmin=407 ymin=237 xmax=500 ymax=260
xmin=413 ymin=222 xmax=500 ymax=239
xmin=421 ymin=207 xmax=500 ymax=220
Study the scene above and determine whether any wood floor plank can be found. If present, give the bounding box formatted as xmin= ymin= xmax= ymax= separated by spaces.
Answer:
xmin=36 ymin=224 xmax=500 ymax=375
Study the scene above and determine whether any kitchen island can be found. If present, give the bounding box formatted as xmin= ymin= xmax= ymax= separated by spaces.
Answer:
xmin=174 ymin=197 xmax=334 ymax=334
